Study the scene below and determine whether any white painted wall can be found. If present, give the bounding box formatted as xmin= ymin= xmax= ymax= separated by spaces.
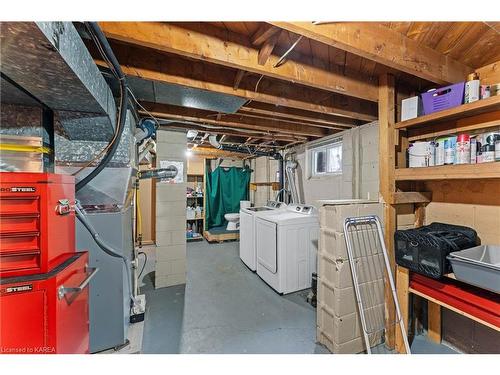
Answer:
xmin=155 ymin=129 xmax=187 ymax=289
xmin=290 ymin=121 xmax=379 ymax=208
xmin=249 ymin=156 xmax=280 ymax=207
xmin=243 ymin=121 xmax=379 ymax=208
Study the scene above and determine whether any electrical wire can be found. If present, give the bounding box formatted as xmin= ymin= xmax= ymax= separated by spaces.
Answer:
xmin=71 ymin=83 xmax=123 ymax=176
xmin=137 ymin=252 xmax=148 ymax=280
xmin=74 ymin=22 xmax=128 ymax=190
xmin=273 ymin=36 xmax=303 ymax=68
xmin=127 ymin=87 xmax=160 ymax=129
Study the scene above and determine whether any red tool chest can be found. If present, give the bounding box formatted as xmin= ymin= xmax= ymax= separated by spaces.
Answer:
xmin=0 ymin=252 xmax=91 ymax=354
xmin=0 ymin=172 xmax=76 ymax=277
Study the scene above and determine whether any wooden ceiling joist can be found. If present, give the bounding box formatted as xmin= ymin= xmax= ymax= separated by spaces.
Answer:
xmin=163 ymin=122 xmax=294 ymax=143
xmin=270 ymin=22 xmax=473 ymax=85
xmin=251 ymin=24 xmax=281 ymax=46
xmin=91 ymin=42 xmax=377 ymax=122
xmin=189 ymin=146 xmax=247 ymax=159
xmin=140 ymin=102 xmax=326 ymax=138
xmin=99 ymin=22 xmax=379 ymax=102
xmin=239 ymin=101 xmax=359 ymax=129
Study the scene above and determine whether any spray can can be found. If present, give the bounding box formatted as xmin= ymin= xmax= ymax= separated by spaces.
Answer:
xmin=455 ymin=134 xmax=471 ymax=164
xmin=444 ymin=136 xmax=457 ymax=165
xmin=495 ymin=134 xmax=500 ymax=162
xmin=435 ymin=137 xmax=447 ymax=166
xmin=465 ymin=73 xmax=480 ymax=104
xmin=408 ymin=141 xmax=435 ymax=168
xmin=480 ymin=85 xmax=491 ymax=99
xmin=470 ymin=136 xmax=477 ymax=164
xmin=478 ymin=132 xmax=496 ymax=163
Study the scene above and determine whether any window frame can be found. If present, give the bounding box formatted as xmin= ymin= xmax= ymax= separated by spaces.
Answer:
xmin=308 ymin=139 xmax=343 ymax=179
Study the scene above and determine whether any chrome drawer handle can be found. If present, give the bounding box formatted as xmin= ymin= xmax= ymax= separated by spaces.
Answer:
xmin=58 ymin=267 xmax=99 ymax=300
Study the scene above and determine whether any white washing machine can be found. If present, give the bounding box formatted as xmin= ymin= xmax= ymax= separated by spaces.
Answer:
xmin=255 ymin=204 xmax=319 ymax=294
xmin=239 ymin=201 xmax=287 ymax=271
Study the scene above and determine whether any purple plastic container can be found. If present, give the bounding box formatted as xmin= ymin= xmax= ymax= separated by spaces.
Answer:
xmin=421 ymin=82 xmax=465 ymax=115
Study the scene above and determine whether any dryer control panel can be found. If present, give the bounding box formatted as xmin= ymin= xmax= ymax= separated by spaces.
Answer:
xmin=287 ymin=204 xmax=317 ymax=215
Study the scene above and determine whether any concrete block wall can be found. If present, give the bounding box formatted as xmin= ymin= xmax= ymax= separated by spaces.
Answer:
xmin=291 ymin=121 xmax=379 ymax=208
xmin=155 ymin=129 xmax=187 ymax=289
xmin=249 ymin=157 xmax=279 ymax=206
xmin=358 ymin=122 xmax=379 ymax=200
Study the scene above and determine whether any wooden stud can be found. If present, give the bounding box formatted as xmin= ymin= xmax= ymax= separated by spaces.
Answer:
xmin=427 ymin=301 xmax=442 ymax=343
xmin=99 ymin=22 xmax=379 ymax=102
xmin=270 ymin=22 xmax=473 ymax=85
xmin=378 ymin=73 xmax=398 ymax=350
xmin=395 ymin=266 xmax=410 ymax=353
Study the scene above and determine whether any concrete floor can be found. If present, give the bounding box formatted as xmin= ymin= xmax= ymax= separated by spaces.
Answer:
xmin=139 ymin=240 xmax=458 ymax=354
xmin=180 ymin=240 xmax=328 ymax=354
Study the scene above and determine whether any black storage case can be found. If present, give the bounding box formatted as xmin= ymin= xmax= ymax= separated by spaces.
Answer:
xmin=395 ymin=222 xmax=478 ymax=279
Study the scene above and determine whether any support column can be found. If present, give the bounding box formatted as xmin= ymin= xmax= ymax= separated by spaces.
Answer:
xmin=378 ymin=73 xmax=398 ymax=350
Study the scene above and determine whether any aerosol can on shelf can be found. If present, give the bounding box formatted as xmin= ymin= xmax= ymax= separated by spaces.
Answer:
xmin=465 ymin=73 xmax=480 ymax=104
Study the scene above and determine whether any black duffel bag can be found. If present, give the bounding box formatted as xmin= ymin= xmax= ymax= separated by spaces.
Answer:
xmin=395 ymin=222 xmax=478 ymax=279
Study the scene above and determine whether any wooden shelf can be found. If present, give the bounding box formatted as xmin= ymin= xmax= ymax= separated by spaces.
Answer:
xmin=395 ymin=162 xmax=500 ymax=181
xmin=395 ymin=95 xmax=500 ymax=130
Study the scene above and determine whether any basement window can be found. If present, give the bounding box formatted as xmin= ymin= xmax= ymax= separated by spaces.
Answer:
xmin=310 ymin=141 xmax=342 ymax=177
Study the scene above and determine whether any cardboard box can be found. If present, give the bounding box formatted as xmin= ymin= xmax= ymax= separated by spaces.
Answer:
xmin=401 ymin=96 xmax=422 ymax=121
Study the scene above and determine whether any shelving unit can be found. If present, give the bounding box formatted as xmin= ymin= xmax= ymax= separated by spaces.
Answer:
xmin=186 ymin=158 xmax=206 ymax=242
xmin=379 ymin=73 xmax=500 ymax=353
xmin=395 ymin=162 xmax=500 ymax=181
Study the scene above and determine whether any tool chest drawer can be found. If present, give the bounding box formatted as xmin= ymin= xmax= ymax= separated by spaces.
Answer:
xmin=0 ymin=196 xmax=40 ymax=215
xmin=0 ymin=214 xmax=40 ymax=233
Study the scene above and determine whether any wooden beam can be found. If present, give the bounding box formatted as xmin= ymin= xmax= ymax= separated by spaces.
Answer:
xmin=234 ymin=111 xmax=345 ymax=131
xmin=476 ymin=60 xmax=500 ymax=85
xmin=190 ymin=146 xmax=246 ymax=159
xmin=251 ymin=24 xmax=281 ymax=46
xmin=140 ymin=102 xmax=326 ymax=138
xmin=240 ymin=102 xmax=359 ymax=129
xmin=396 ymin=266 xmax=410 ymax=354
xmin=389 ymin=191 xmax=432 ymax=205
xmin=270 ymin=22 xmax=473 ymax=85
xmin=164 ymin=122 xmax=295 ymax=142
xmin=233 ymin=70 xmax=246 ymax=90
xmin=378 ymin=73 xmax=397 ymax=350
xmin=258 ymin=32 xmax=279 ymax=65
xmin=427 ymin=302 xmax=442 ymax=344
xmin=90 ymin=41 xmax=377 ymax=121
xmin=99 ymin=22 xmax=379 ymax=102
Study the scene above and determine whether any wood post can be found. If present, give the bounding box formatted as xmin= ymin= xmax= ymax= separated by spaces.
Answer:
xmin=378 ymin=73 xmax=398 ymax=349
xmin=428 ymin=302 xmax=442 ymax=343
xmin=396 ymin=266 xmax=410 ymax=353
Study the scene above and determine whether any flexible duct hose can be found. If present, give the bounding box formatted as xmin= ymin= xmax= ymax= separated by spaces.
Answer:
xmin=75 ymin=202 xmax=138 ymax=306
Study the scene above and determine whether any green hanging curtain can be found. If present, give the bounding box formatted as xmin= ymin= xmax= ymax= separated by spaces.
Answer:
xmin=205 ymin=166 xmax=251 ymax=230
